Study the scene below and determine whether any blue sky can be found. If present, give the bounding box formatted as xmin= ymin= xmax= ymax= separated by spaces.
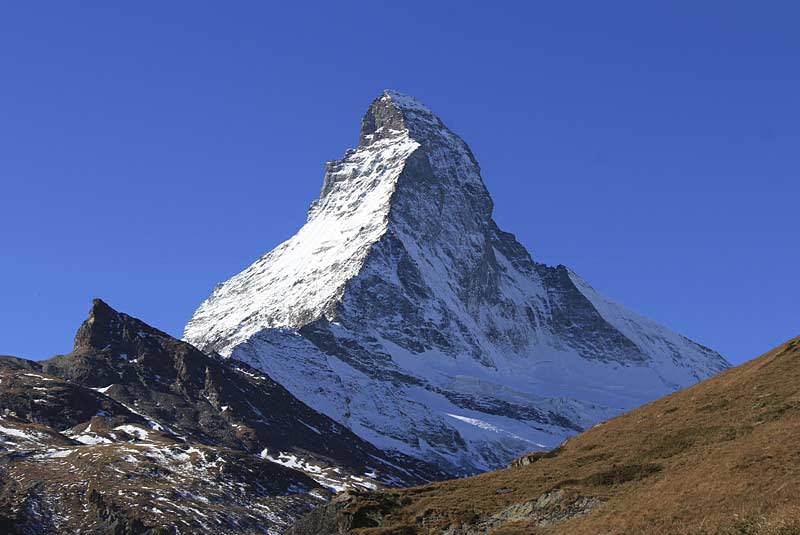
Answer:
xmin=1 ymin=2 xmax=797 ymax=365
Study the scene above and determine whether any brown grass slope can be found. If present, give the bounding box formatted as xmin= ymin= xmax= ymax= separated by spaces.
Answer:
xmin=293 ymin=335 xmax=800 ymax=535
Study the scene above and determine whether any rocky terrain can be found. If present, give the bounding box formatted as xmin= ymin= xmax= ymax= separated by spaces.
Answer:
xmin=288 ymin=335 xmax=800 ymax=535
xmin=0 ymin=299 xmax=444 ymax=534
xmin=185 ymin=90 xmax=729 ymax=473
xmin=0 ymin=91 xmax=743 ymax=534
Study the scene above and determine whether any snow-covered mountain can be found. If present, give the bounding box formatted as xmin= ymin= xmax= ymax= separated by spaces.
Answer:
xmin=184 ymin=90 xmax=729 ymax=474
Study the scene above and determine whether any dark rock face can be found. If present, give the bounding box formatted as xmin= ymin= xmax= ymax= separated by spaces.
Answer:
xmin=72 ymin=298 xmax=138 ymax=354
xmin=285 ymin=494 xmax=355 ymax=535
xmin=531 ymin=264 xmax=647 ymax=364
xmin=286 ymin=491 xmax=403 ymax=535
xmin=359 ymin=92 xmax=408 ymax=146
xmin=0 ymin=299 xmax=445 ymax=534
xmin=0 ymin=356 xmax=143 ymax=433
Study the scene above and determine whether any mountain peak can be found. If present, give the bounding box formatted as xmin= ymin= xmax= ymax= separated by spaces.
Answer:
xmin=73 ymin=298 xmax=123 ymax=353
xmin=359 ymin=90 xmax=442 ymax=147
xmin=89 ymin=297 xmax=114 ymax=317
xmin=185 ymin=92 xmax=728 ymax=472
xmin=73 ymin=298 xmax=172 ymax=356
xmin=381 ymin=89 xmax=433 ymax=113
xmin=185 ymin=90 xmax=490 ymax=349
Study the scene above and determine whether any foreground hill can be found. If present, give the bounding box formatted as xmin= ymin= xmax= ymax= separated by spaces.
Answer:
xmin=289 ymin=335 xmax=800 ymax=535
xmin=185 ymin=89 xmax=729 ymax=473
xmin=0 ymin=300 xmax=443 ymax=534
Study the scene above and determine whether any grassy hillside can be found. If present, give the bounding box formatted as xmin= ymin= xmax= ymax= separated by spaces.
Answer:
xmin=291 ymin=336 xmax=800 ymax=535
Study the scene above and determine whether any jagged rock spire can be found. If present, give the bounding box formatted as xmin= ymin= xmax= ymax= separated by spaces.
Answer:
xmin=359 ymin=91 xmax=408 ymax=146
xmin=358 ymin=90 xmax=441 ymax=146
xmin=73 ymin=298 xmax=123 ymax=353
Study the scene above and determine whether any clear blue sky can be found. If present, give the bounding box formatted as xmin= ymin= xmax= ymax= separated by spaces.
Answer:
xmin=1 ymin=3 xmax=797 ymax=365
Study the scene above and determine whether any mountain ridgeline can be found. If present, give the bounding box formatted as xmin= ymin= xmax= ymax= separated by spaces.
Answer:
xmin=184 ymin=90 xmax=729 ymax=473
xmin=0 ymin=300 xmax=444 ymax=534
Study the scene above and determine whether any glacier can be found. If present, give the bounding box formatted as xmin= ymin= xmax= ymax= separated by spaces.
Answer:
xmin=184 ymin=90 xmax=729 ymax=474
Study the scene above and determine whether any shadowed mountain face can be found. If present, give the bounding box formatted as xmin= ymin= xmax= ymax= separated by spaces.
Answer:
xmin=185 ymin=90 xmax=729 ymax=473
xmin=288 ymin=335 xmax=800 ymax=535
xmin=0 ymin=300 xmax=444 ymax=535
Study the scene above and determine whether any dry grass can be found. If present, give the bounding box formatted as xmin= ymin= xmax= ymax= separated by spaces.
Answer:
xmin=345 ymin=336 xmax=800 ymax=534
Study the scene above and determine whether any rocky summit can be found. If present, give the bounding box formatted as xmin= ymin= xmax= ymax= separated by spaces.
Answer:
xmin=184 ymin=90 xmax=730 ymax=474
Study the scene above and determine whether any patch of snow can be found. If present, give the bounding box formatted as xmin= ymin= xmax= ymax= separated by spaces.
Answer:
xmin=114 ymin=425 xmax=150 ymax=441
xmin=35 ymin=448 xmax=73 ymax=459
xmin=23 ymin=373 xmax=54 ymax=381
xmin=299 ymin=421 xmax=321 ymax=434
xmin=0 ymin=424 xmax=38 ymax=440
xmin=75 ymin=434 xmax=112 ymax=445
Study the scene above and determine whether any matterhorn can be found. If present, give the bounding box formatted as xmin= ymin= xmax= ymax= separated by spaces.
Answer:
xmin=185 ymin=90 xmax=729 ymax=474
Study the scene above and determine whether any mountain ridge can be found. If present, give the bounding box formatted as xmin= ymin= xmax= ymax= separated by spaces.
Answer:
xmin=0 ymin=299 xmax=444 ymax=534
xmin=287 ymin=334 xmax=800 ymax=535
xmin=184 ymin=90 xmax=729 ymax=473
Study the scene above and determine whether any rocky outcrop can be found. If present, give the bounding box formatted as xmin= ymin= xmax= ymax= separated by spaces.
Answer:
xmin=288 ymin=488 xmax=605 ymax=535
xmin=49 ymin=299 xmax=443 ymax=484
xmin=286 ymin=491 xmax=404 ymax=535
